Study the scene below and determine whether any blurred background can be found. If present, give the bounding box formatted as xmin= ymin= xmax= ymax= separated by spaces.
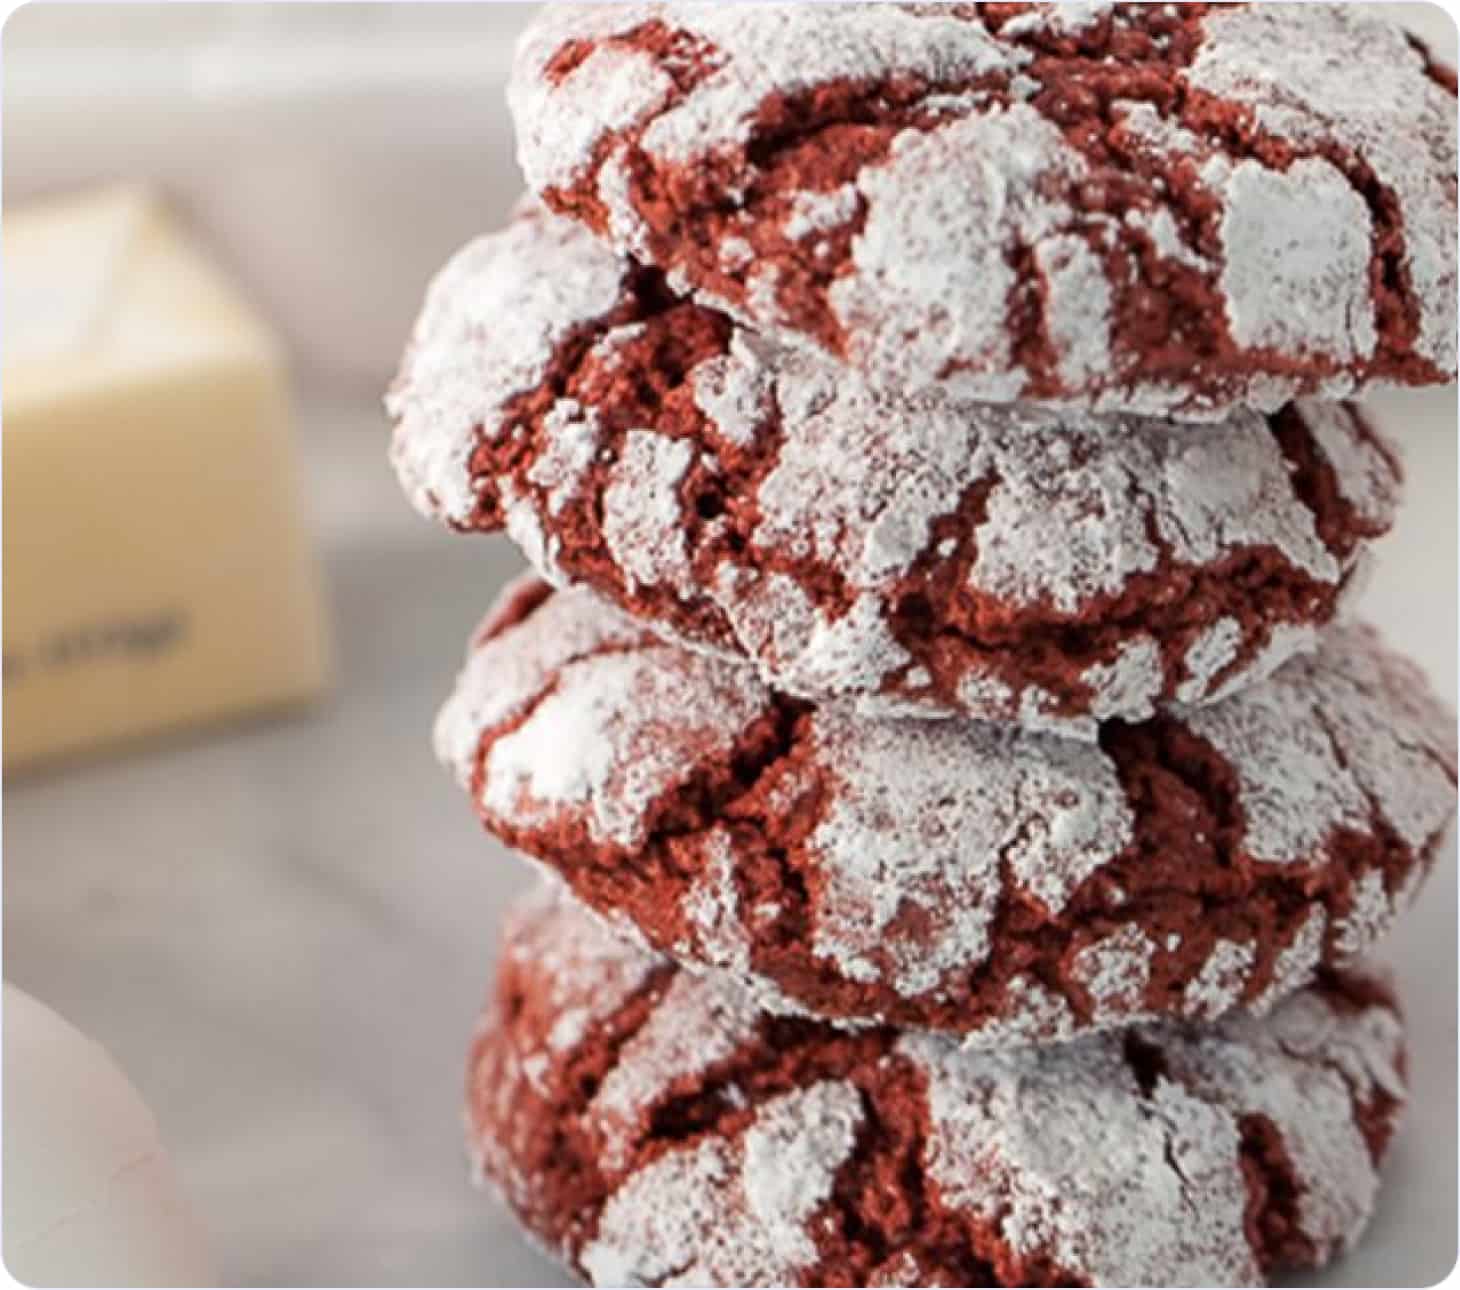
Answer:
xmin=2 ymin=4 xmax=1456 ymax=1287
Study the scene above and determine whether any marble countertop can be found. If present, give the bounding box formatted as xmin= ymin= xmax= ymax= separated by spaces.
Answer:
xmin=5 ymin=384 xmax=1455 ymax=1288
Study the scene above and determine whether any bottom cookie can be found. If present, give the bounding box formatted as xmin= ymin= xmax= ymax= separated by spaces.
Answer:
xmin=468 ymin=886 xmax=1407 ymax=1288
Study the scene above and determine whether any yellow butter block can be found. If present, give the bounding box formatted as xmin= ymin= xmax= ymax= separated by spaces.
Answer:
xmin=3 ymin=185 xmax=331 ymax=770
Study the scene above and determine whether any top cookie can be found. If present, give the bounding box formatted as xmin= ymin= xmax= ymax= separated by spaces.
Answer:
xmin=509 ymin=2 xmax=1458 ymax=417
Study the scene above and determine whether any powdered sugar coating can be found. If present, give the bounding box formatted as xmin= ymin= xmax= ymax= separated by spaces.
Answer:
xmin=1206 ymin=156 xmax=1377 ymax=361
xmin=802 ymin=713 xmax=1133 ymax=998
xmin=1182 ymin=628 xmax=1459 ymax=862
xmin=1183 ymin=939 xmax=1259 ymax=1021
xmin=589 ymin=972 xmax=761 ymax=1172
xmin=1159 ymin=987 xmax=1406 ymax=1265
xmin=827 ymin=104 xmax=1072 ymax=405
xmin=385 ymin=207 xmax=624 ymax=520
xmin=601 ymin=430 xmax=696 ymax=592
xmin=1188 ymin=2 xmax=1459 ymax=371
xmin=393 ymin=207 xmax=1401 ymax=725
xmin=441 ymin=587 xmax=1457 ymax=1039
xmin=583 ymin=1081 xmax=863 ymax=1287
xmin=509 ymin=2 xmax=1457 ymax=416
xmin=1070 ymin=925 xmax=1160 ymax=1024
xmin=467 ymin=884 xmax=666 ymax=1214
xmin=471 ymin=889 xmax=1409 ymax=1287
xmin=475 ymin=631 xmax=767 ymax=852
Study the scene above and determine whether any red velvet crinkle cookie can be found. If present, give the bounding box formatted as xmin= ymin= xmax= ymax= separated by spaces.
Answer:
xmin=438 ymin=585 xmax=1457 ymax=1043
xmin=390 ymin=208 xmax=1400 ymax=728
xmin=507 ymin=2 xmax=1457 ymax=417
xmin=469 ymin=886 xmax=1408 ymax=1288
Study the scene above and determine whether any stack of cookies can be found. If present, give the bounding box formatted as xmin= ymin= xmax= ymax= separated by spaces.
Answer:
xmin=388 ymin=5 xmax=1459 ymax=1285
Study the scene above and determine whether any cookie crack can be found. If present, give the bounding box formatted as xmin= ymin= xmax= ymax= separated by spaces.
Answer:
xmin=1236 ymin=1112 xmax=1319 ymax=1274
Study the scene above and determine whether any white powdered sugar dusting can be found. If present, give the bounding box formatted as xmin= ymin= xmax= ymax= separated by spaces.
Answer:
xmin=677 ymin=829 xmax=817 ymax=1016
xmin=598 ymin=151 xmax=653 ymax=257
xmin=1018 ymin=686 xmax=1099 ymax=742
xmin=1332 ymin=870 xmax=1393 ymax=961
xmin=1179 ymin=647 xmax=1373 ymax=864
xmin=449 ymin=589 xmax=766 ymax=849
xmin=1123 ymin=203 xmax=1211 ymax=273
xmin=1178 ymin=618 xmax=1243 ymax=704
xmin=1182 ymin=938 xmax=1257 ymax=1021
xmin=1070 ymin=925 xmax=1158 ymax=1021
xmin=1204 ymin=621 xmax=1318 ymax=707
xmin=967 ymin=404 xmax=1337 ymax=615
xmin=740 ymin=1080 xmax=863 ymax=1253
xmin=433 ymin=584 xmax=646 ymax=787
xmin=627 ymin=6 xmax=1023 ymax=163
xmin=748 ymin=348 xmax=977 ymax=578
xmin=1156 ymin=409 xmax=1339 ymax=580
xmin=719 ymin=236 xmax=754 ymax=272
xmin=959 ymin=975 xmax=1078 ymax=1052
xmin=526 ymin=400 xmax=601 ymax=516
xmin=589 ymin=971 xmax=761 ymax=1172
xmin=1114 ymin=99 xmax=1209 ymax=168
xmin=508 ymin=3 xmax=1455 ymax=416
xmin=714 ymin=568 xmax=821 ymax=676
xmin=1035 ymin=233 xmax=1114 ymax=389
xmin=1205 ymin=156 xmax=1377 ymax=362
xmin=957 ymin=668 xmax=1015 ymax=719
xmin=902 ymin=976 xmax=1403 ymax=1285
xmin=453 ymin=595 xmax=1452 ymax=1040
xmin=510 ymin=7 xmax=679 ymax=191
xmin=1295 ymin=401 xmax=1400 ymax=530
xmin=490 ymin=894 xmax=1405 ymax=1287
xmin=690 ymin=335 xmax=775 ymax=449
xmin=500 ymin=477 xmax=563 ymax=585
xmin=1161 ymin=984 xmax=1402 ymax=1259
xmin=581 ymin=1081 xmax=863 ymax=1287
xmin=388 ymin=212 xmax=625 ymax=523
xmin=503 ymin=883 xmax=666 ymax=1052
xmin=784 ymin=184 xmax=861 ymax=241
xmin=968 ymin=420 xmax=1157 ymax=612
xmin=1189 ymin=2 xmax=1457 ymax=374
xmin=901 ymin=1029 xmax=1256 ymax=1285
xmin=802 ymin=713 xmax=1131 ymax=998
xmin=831 ymin=105 xmax=1079 ymax=401
xmin=680 ymin=828 xmax=753 ymax=976
xmin=1082 ymin=638 xmax=1164 ymax=723
xmin=1253 ymin=908 xmax=1329 ymax=1015
xmin=408 ymin=205 xmax=1396 ymax=724
xmin=1000 ymin=1 xmax=1114 ymax=38
xmin=762 ymin=593 xmax=915 ymax=703
xmin=1186 ymin=624 xmax=1457 ymax=862
xmin=480 ymin=646 xmax=761 ymax=849
xmin=601 ymin=429 xmax=697 ymax=593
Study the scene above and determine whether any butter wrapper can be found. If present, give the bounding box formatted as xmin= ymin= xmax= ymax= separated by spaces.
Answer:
xmin=4 ymin=185 xmax=331 ymax=770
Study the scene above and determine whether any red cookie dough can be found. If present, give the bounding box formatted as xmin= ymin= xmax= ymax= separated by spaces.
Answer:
xmin=438 ymin=585 xmax=1456 ymax=1042
xmin=469 ymin=886 xmax=1409 ymax=1288
xmin=508 ymin=2 xmax=1457 ymax=417
xmin=390 ymin=207 xmax=1400 ymax=728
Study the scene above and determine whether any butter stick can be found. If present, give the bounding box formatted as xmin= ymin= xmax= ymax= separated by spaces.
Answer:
xmin=4 ymin=185 xmax=331 ymax=770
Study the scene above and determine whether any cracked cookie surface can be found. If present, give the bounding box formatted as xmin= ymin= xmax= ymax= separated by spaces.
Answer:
xmin=438 ymin=584 xmax=1456 ymax=1041
xmin=507 ymin=2 xmax=1457 ymax=417
xmin=390 ymin=206 xmax=1400 ymax=727
xmin=469 ymin=886 xmax=1408 ymax=1287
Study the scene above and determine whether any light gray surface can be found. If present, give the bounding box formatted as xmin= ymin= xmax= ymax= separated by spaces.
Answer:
xmin=4 ymin=384 xmax=1457 ymax=1288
